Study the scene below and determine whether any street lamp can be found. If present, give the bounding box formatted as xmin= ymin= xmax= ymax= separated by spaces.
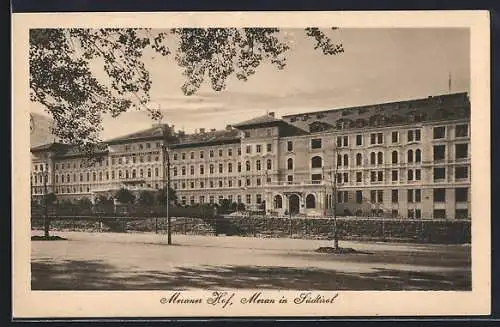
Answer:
xmin=161 ymin=142 xmax=172 ymax=245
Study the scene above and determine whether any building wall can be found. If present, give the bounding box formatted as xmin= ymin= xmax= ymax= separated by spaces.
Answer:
xmin=31 ymin=109 xmax=470 ymax=220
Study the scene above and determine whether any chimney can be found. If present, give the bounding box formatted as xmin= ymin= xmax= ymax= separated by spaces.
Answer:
xmin=268 ymin=111 xmax=275 ymax=118
xmin=199 ymin=128 xmax=205 ymax=134
xmin=225 ymin=124 xmax=232 ymax=131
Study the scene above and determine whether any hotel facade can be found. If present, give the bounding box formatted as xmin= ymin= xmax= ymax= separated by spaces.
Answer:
xmin=31 ymin=92 xmax=471 ymax=220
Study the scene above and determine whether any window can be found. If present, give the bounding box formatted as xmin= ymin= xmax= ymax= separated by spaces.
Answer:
xmin=415 ymin=189 xmax=421 ymax=202
xmin=407 ymin=130 xmax=415 ymax=142
xmin=190 ymin=152 xmax=194 ymax=159
xmin=370 ymin=133 xmax=376 ymax=145
xmin=228 ymin=163 xmax=233 ymax=173
xmin=336 ymin=136 xmax=342 ymax=147
xmin=190 ymin=166 xmax=195 ymax=175
xmin=356 ymin=191 xmax=363 ymax=203
xmin=218 ymin=180 xmax=223 ymax=188
xmin=210 ymin=150 xmax=214 ymax=158
xmin=256 ymin=160 xmax=261 ymax=171
xmin=311 ymin=138 xmax=322 ymax=149
xmin=415 ymin=149 xmax=421 ymax=163
xmin=274 ymin=195 xmax=283 ymax=209
xmin=408 ymin=169 xmax=414 ymax=181
xmin=415 ymin=169 xmax=421 ymax=180
xmin=455 ymin=124 xmax=468 ymax=137
xmin=415 ymin=130 xmax=421 ymax=141
xmin=356 ymin=153 xmax=362 ymax=166
xmin=356 ymin=134 xmax=362 ymax=146
xmin=237 ymin=162 xmax=242 ymax=172
xmin=377 ymin=133 xmax=383 ymax=144
xmin=209 ymin=164 xmax=214 ymax=174
xmin=266 ymin=144 xmax=272 ymax=152
xmin=337 ymin=154 xmax=342 ymax=167
xmin=173 ymin=167 xmax=177 ymax=176
xmin=433 ymin=188 xmax=446 ymax=202
xmin=237 ymin=148 xmax=241 ymax=156
xmin=392 ymin=151 xmax=398 ymax=164
xmin=377 ymin=190 xmax=383 ymax=203
xmin=181 ymin=153 xmax=186 ymax=160
xmin=306 ymin=194 xmax=316 ymax=208
xmin=200 ymin=181 xmax=205 ymax=188
xmin=148 ymin=168 xmax=152 ymax=178
xmin=287 ymin=141 xmax=293 ymax=152
xmin=337 ymin=191 xmax=348 ymax=204
xmin=343 ymin=154 xmax=349 ymax=167
xmin=377 ymin=171 xmax=383 ymax=182
xmin=228 ymin=148 xmax=232 ymax=156
xmin=370 ymin=152 xmax=376 ymax=165
xmin=456 ymin=209 xmax=468 ymax=219
xmin=377 ymin=152 xmax=383 ymax=164
xmin=210 ymin=181 xmax=214 ymax=188
xmin=407 ymin=150 xmax=414 ymax=163
xmin=267 ymin=159 xmax=272 ymax=170
xmin=433 ymin=126 xmax=446 ymax=139
xmin=455 ymin=166 xmax=468 ymax=179
xmin=190 ymin=182 xmax=195 ymax=189
xmin=287 ymin=158 xmax=293 ymax=170
xmin=356 ymin=172 xmax=362 ymax=183
xmin=246 ymin=145 xmax=251 ymax=154
xmin=371 ymin=171 xmax=376 ymax=182
xmin=433 ymin=145 xmax=446 ymax=161
xmin=455 ymin=143 xmax=468 ymax=159
xmin=246 ymin=161 xmax=251 ymax=171
xmin=200 ymin=165 xmax=204 ymax=175
xmin=343 ymin=136 xmax=348 ymax=147
xmin=256 ymin=194 xmax=262 ymax=204
xmin=246 ymin=194 xmax=251 ymax=204
xmin=311 ymin=156 xmax=322 ymax=168
xmin=256 ymin=145 xmax=262 ymax=153
xmin=181 ymin=166 xmax=186 ymax=176
xmin=287 ymin=175 xmax=293 ymax=183
xmin=200 ymin=151 xmax=204 ymax=159
xmin=392 ymin=131 xmax=399 ymax=143
xmin=434 ymin=209 xmax=446 ymax=219
xmin=246 ymin=178 xmax=250 ymax=186
xmin=434 ymin=167 xmax=446 ymax=181
xmin=219 ymin=149 xmax=223 ymax=157
xmin=370 ymin=190 xmax=376 ymax=203
xmin=392 ymin=190 xmax=399 ymax=203
xmin=228 ymin=180 xmax=233 ymax=187
xmin=238 ymin=180 xmax=241 ymax=187
xmin=219 ymin=163 xmax=223 ymax=173
xmin=455 ymin=188 xmax=468 ymax=202
xmin=408 ymin=189 xmax=414 ymax=203
xmin=256 ymin=178 xmax=261 ymax=186
xmin=343 ymin=173 xmax=349 ymax=183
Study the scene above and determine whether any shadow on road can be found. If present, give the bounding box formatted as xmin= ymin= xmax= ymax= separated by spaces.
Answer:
xmin=31 ymin=259 xmax=470 ymax=291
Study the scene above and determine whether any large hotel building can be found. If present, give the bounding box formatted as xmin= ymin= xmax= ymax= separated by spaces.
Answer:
xmin=31 ymin=92 xmax=471 ymax=219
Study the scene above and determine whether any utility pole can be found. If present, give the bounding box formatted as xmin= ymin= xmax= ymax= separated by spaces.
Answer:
xmin=43 ymin=170 xmax=49 ymax=238
xmin=166 ymin=146 xmax=171 ymax=245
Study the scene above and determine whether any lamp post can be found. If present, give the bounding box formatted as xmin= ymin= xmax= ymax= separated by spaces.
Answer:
xmin=331 ymin=147 xmax=339 ymax=250
xmin=162 ymin=142 xmax=172 ymax=245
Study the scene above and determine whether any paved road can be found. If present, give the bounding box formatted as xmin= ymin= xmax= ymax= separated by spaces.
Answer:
xmin=31 ymin=231 xmax=471 ymax=291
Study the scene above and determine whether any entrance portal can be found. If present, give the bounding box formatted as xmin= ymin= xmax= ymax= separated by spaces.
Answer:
xmin=289 ymin=194 xmax=300 ymax=215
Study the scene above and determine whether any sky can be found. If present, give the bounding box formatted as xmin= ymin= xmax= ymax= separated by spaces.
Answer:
xmin=30 ymin=28 xmax=470 ymax=141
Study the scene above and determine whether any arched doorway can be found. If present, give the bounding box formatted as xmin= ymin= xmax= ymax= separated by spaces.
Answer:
xmin=289 ymin=194 xmax=300 ymax=215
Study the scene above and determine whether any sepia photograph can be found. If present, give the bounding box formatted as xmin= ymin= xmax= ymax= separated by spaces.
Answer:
xmin=12 ymin=11 xmax=490 ymax=318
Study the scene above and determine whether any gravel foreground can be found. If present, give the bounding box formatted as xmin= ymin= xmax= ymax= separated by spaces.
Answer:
xmin=31 ymin=231 xmax=471 ymax=291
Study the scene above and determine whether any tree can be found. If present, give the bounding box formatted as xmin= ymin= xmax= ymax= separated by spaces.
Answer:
xmin=157 ymin=186 xmax=178 ymax=205
xmin=115 ymin=188 xmax=135 ymax=204
xmin=236 ymin=202 xmax=246 ymax=212
xmin=138 ymin=190 xmax=156 ymax=207
xmin=219 ymin=199 xmax=232 ymax=213
xmin=30 ymin=28 xmax=343 ymax=152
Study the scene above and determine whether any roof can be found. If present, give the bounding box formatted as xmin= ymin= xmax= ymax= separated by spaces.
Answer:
xmin=172 ymin=129 xmax=241 ymax=149
xmin=281 ymin=92 xmax=470 ymax=133
xmin=232 ymin=114 xmax=283 ymax=128
xmin=106 ymin=123 xmax=174 ymax=144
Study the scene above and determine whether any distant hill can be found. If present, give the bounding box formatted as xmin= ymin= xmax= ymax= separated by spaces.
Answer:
xmin=30 ymin=112 xmax=57 ymax=147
